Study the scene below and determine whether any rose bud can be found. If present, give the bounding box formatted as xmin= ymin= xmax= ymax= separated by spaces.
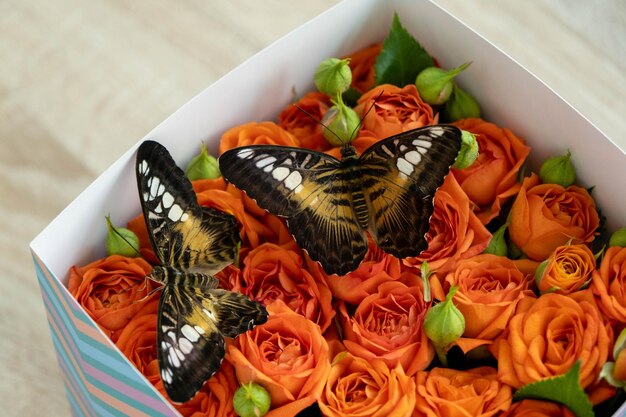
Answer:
xmin=609 ymin=227 xmax=626 ymax=248
xmin=185 ymin=143 xmax=220 ymax=180
xmin=534 ymin=244 xmax=595 ymax=295
xmin=415 ymin=62 xmax=471 ymax=105
xmin=483 ymin=223 xmax=509 ymax=257
xmin=233 ymin=382 xmax=271 ymax=417
xmin=105 ymin=215 xmax=140 ymax=257
xmin=321 ymin=100 xmax=360 ymax=147
xmin=539 ymin=150 xmax=576 ymax=187
xmin=424 ymin=285 xmax=465 ymax=365
xmin=444 ymin=85 xmax=481 ymax=121
xmin=452 ymin=130 xmax=479 ymax=170
xmin=314 ymin=57 xmax=352 ymax=96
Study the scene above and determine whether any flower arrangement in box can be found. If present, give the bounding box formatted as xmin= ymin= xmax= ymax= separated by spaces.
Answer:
xmin=66 ymin=13 xmax=626 ymax=417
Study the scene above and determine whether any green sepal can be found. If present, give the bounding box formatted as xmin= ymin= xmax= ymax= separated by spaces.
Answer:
xmin=483 ymin=222 xmax=509 ymax=257
xmin=513 ymin=361 xmax=594 ymax=417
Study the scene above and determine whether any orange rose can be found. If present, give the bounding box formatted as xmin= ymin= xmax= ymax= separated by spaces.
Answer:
xmin=591 ymin=246 xmax=626 ymax=325
xmin=500 ymin=399 xmax=575 ymax=417
xmin=439 ymin=254 xmax=535 ymax=342
xmin=235 ymin=243 xmax=334 ymax=332
xmin=490 ymin=291 xmax=611 ymax=392
xmin=346 ymin=43 xmax=382 ymax=93
xmin=508 ymin=173 xmax=599 ymax=261
xmin=226 ymin=301 xmax=331 ymax=417
xmin=319 ymin=352 xmax=416 ymax=417
xmin=354 ymin=84 xmax=437 ymax=139
xmin=219 ymin=121 xmax=299 ymax=154
xmin=536 ymin=244 xmax=596 ymax=295
xmin=278 ymin=91 xmax=332 ymax=151
xmin=308 ymin=237 xmax=402 ymax=305
xmin=403 ymin=174 xmax=492 ymax=276
xmin=67 ymin=255 xmax=159 ymax=342
xmin=340 ymin=281 xmax=434 ymax=376
xmin=451 ymin=118 xmax=531 ymax=224
xmin=414 ymin=367 xmax=512 ymax=417
xmin=114 ymin=303 xmax=161 ymax=387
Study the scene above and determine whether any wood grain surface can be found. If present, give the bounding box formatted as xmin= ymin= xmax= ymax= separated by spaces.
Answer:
xmin=1 ymin=1 xmax=624 ymax=416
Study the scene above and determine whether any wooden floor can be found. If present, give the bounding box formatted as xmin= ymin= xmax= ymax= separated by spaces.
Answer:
xmin=2 ymin=1 xmax=624 ymax=416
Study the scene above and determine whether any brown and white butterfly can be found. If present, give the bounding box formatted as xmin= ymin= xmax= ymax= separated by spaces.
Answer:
xmin=218 ymin=124 xmax=462 ymax=276
xmin=136 ymin=140 xmax=267 ymax=403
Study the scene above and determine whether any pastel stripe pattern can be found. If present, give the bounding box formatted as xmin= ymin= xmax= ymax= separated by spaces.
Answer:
xmin=32 ymin=252 xmax=180 ymax=417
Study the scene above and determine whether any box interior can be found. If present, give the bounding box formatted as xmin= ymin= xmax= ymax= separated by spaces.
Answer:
xmin=31 ymin=0 xmax=625 ymax=297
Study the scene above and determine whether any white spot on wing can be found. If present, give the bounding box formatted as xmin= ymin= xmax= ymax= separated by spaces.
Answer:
xmin=150 ymin=177 xmax=161 ymax=196
xmin=181 ymin=324 xmax=201 ymax=342
xmin=413 ymin=139 xmax=433 ymax=149
xmin=179 ymin=337 xmax=194 ymax=354
xmin=139 ymin=160 xmax=148 ymax=174
xmin=256 ymin=156 xmax=276 ymax=169
xmin=162 ymin=192 xmax=174 ymax=208
xmin=430 ymin=126 xmax=445 ymax=136
xmin=168 ymin=204 xmax=184 ymax=221
xmin=396 ymin=158 xmax=413 ymax=177
xmin=284 ymin=171 xmax=302 ymax=191
xmin=237 ymin=149 xmax=254 ymax=159
xmin=203 ymin=308 xmax=216 ymax=321
xmin=381 ymin=145 xmax=394 ymax=157
xmin=272 ymin=166 xmax=290 ymax=181
xmin=194 ymin=326 xmax=206 ymax=335
xmin=404 ymin=150 xmax=421 ymax=165
xmin=161 ymin=369 xmax=172 ymax=384
xmin=168 ymin=347 xmax=181 ymax=368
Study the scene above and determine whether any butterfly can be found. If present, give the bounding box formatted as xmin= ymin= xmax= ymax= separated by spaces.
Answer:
xmin=136 ymin=140 xmax=268 ymax=403
xmin=218 ymin=125 xmax=462 ymax=276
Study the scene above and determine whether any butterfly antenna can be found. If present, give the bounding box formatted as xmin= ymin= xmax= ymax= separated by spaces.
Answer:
xmin=108 ymin=218 xmax=143 ymax=258
xmin=350 ymin=89 xmax=384 ymax=140
xmin=293 ymin=104 xmax=347 ymax=145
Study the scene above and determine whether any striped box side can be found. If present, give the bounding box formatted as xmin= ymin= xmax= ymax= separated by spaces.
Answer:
xmin=32 ymin=252 xmax=180 ymax=417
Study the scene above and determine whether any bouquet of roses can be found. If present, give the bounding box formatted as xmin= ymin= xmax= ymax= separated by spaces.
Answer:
xmin=66 ymin=13 xmax=626 ymax=417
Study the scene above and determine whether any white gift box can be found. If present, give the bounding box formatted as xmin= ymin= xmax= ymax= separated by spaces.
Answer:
xmin=29 ymin=0 xmax=625 ymax=415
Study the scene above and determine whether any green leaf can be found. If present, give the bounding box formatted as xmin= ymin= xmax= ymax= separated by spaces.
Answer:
xmin=374 ymin=13 xmax=434 ymax=87
xmin=513 ymin=361 xmax=594 ymax=417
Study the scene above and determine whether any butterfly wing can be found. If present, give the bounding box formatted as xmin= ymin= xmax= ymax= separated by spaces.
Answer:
xmin=219 ymin=146 xmax=367 ymax=275
xmin=158 ymin=280 xmax=268 ymax=403
xmin=157 ymin=283 xmax=224 ymax=403
xmin=360 ymin=125 xmax=462 ymax=258
xmin=136 ymin=140 xmax=240 ymax=275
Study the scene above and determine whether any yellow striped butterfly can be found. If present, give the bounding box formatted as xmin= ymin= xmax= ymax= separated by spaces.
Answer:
xmin=218 ymin=124 xmax=462 ymax=275
xmin=136 ymin=140 xmax=267 ymax=403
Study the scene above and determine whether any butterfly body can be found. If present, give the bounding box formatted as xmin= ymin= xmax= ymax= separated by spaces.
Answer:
xmin=219 ymin=125 xmax=462 ymax=275
xmin=136 ymin=140 xmax=268 ymax=403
